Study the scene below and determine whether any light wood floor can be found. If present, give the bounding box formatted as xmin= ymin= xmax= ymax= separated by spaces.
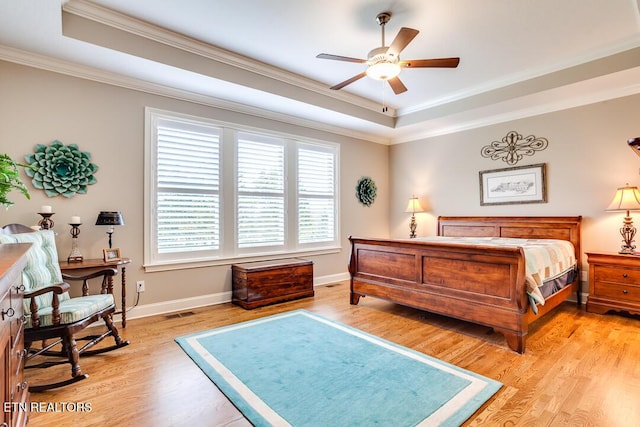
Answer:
xmin=27 ymin=282 xmax=639 ymax=426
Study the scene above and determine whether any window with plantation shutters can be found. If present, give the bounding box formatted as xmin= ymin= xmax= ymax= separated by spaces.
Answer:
xmin=236 ymin=133 xmax=285 ymax=249
xmin=154 ymin=117 xmax=220 ymax=257
xmin=298 ymin=145 xmax=336 ymax=244
xmin=145 ymin=108 xmax=340 ymax=269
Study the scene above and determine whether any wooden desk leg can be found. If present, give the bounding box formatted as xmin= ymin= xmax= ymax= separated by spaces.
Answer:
xmin=121 ymin=266 xmax=127 ymax=328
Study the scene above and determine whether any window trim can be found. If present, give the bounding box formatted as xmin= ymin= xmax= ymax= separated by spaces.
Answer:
xmin=144 ymin=107 xmax=340 ymax=272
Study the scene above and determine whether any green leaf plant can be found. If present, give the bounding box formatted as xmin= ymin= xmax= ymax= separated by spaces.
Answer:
xmin=0 ymin=153 xmax=34 ymax=207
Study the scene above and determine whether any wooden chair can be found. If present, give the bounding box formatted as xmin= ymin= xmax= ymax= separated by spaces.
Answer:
xmin=0 ymin=224 xmax=130 ymax=391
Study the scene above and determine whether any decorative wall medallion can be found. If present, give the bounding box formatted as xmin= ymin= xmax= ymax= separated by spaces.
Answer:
xmin=24 ymin=140 xmax=98 ymax=198
xmin=481 ymin=131 xmax=548 ymax=165
xmin=356 ymin=176 xmax=377 ymax=207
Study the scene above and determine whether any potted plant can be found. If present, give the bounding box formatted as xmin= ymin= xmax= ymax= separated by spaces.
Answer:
xmin=0 ymin=153 xmax=33 ymax=207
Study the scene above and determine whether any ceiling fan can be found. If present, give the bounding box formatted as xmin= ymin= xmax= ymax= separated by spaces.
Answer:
xmin=316 ymin=12 xmax=460 ymax=95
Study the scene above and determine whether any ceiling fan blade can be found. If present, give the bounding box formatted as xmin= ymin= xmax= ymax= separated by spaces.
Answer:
xmin=330 ymin=72 xmax=367 ymax=90
xmin=388 ymin=76 xmax=407 ymax=94
xmin=316 ymin=53 xmax=366 ymax=63
xmin=400 ymin=57 xmax=460 ymax=68
xmin=387 ymin=27 xmax=419 ymax=56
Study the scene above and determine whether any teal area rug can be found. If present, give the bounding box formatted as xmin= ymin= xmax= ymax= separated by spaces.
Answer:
xmin=175 ymin=310 xmax=501 ymax=426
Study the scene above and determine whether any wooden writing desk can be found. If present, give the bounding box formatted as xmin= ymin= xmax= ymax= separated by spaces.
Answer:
xmin=59 ymin=257 xmax=132 ymax=327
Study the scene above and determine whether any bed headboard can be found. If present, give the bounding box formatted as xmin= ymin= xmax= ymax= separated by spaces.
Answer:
xmin=437 ymin=216 xmax=582 ymax=260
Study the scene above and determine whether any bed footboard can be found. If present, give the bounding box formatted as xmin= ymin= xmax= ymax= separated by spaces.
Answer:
xmin=347 ymin=215 xmax=582 ymax=353
xmin=348 ymin=237 xmax=530 ymax=352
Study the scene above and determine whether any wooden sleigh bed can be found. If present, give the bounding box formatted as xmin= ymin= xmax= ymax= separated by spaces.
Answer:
xmin=348 ymin=216 xmax=582 ymax=353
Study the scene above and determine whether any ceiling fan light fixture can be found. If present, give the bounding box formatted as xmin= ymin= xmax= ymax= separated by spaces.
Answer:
xmin=317 ymin=11 xmax=459 ymax=93
xmin=366 ymin=61 xmax=401 ymax=80
xmin=366 ymin=48 xmax=401 ymax=80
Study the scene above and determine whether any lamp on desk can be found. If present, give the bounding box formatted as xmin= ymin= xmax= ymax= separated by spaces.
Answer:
xmin=95 ymin=211 xmax=125 ymax=248
xmin=405 ymin=196 xmax=424 ymax=239
xmin=606 ymin=184 xmax=640 ymax=254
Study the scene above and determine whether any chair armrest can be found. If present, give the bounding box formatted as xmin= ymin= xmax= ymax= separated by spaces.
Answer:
xmin=62 ymin=268 xmax=118 ymax=296
xmin=25 ymin=282 xmax=71 ymax=328
xmin=62 ymin=268 xmax=117 ymax=281
xmin=24 ymin=282 xmax=70 ymax=299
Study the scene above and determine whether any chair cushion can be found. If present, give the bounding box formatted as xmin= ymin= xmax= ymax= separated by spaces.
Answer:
xmin=0 ymin=230 xmax=70 ymax=312
xmin=25 ymin=294 xmax=115 ymax=328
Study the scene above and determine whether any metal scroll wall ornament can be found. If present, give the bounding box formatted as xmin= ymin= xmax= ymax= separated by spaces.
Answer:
xmin=24 ymin=140 xmax=98 ymax=198
xmin=356 ymin=176 xmax=377 ymax=207
xmin=481 ymin=131 xmax=548 ymax=165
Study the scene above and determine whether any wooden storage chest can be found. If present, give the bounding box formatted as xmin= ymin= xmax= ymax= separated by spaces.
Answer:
xmin=232 ymin=258 xmax=314 ymax=309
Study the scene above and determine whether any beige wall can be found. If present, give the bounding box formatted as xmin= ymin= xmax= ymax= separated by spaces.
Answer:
xmin=3 ymin=58 xmax=639 ymax=309
xmin=390 ymin=93 xmax=640 ymax=292
xmin=0 ymin=61 xmax=389 ymax=311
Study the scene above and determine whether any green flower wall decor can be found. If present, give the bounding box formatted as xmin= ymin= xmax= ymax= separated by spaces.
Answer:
xmin=356 ymin=176 xmax=377 ymax=207
xmin=24 ymin=140 xmax=98 ymax=198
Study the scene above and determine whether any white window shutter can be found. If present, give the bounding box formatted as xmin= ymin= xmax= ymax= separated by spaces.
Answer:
xmin=298 ymin=147 xmax=336 ymax=244
xmin=156 ymin=122 xmax=220 ymax=253
xmin=146 ymin=109 xmax=339 ymax=266
xmin=237 ymin=133 xmax=285 ymax=248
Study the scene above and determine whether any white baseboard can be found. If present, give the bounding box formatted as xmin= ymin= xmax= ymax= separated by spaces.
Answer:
xmin=112 ymin=274 xmax=588 ymax=325
xmin=113 ymin=272 xmax=351 ymax=324
xmin=313 ymin=272 xmax=350 ymax=286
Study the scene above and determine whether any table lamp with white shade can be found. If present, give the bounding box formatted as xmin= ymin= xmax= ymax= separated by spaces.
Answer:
xmin=606 ymin=184 xmax=640 ymax=254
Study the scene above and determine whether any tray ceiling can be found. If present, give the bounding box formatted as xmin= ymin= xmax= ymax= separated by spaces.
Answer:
xmin=1 ymin=0 xmax=640 ymax=144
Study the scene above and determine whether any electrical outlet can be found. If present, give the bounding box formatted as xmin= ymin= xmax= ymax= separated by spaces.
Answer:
xmin=136 ymin=280 xmax=145 ymax=293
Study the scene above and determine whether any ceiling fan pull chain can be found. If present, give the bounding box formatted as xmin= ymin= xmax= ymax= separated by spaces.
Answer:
xmin=382 ymin=81 xmax=388 ymax=112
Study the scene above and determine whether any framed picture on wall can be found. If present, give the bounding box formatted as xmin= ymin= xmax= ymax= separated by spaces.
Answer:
xmin=479 ymin=163 xmax=547 ymax=206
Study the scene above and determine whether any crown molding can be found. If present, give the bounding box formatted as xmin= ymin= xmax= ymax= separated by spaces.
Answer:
xmin=4 ymin=42 xmax=639 ymax=147
xmin=0 ymin=45 xmax=391 ymax=145
xmin=393 ymin=70 xmax=640 ymax=144
xmin=62 ymin=0 xmax=393 ymax=117
xmin=398 ymin=34 xmax=640 ymax=117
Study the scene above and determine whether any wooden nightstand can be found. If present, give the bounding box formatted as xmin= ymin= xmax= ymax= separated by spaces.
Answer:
xmin=586 ymin=252 xmax=640 ymax=316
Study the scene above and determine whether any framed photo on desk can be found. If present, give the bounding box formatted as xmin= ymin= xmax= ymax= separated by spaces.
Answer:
xmin=103 ymin=247 xmax=121 ymax=262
